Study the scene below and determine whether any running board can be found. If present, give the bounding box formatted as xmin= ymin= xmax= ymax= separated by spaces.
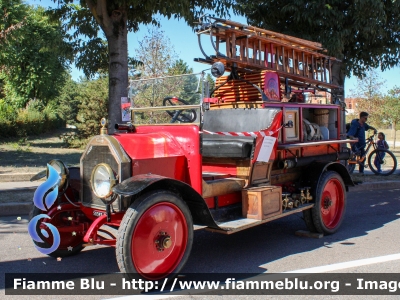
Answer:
xmin=206 ymin=203 xmax=314 ymax=234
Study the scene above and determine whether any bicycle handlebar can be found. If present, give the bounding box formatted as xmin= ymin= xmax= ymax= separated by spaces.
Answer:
xmin=347 ymin=132 xmax=376 ymax=141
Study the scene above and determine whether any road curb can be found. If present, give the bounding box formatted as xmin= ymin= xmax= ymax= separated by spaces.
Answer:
xmin=349 ymin=180 xmax=400 ymax=192
xmin=0 ymin=173 xmax=37 ymax=182
xmin=0 ymin=202 xmax=32 ymax=216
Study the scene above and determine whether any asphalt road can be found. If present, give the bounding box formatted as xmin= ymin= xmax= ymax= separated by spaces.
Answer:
xmin=1 ymin=188 xmax=400 ymax=300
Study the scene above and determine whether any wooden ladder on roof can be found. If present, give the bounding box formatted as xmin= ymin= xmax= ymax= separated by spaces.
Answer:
xmin=195 ymin=17 xmax=339 ymax=90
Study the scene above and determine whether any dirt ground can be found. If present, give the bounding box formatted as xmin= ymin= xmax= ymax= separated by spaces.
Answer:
xmin=0 ymin=128 xmax=83 ymax=174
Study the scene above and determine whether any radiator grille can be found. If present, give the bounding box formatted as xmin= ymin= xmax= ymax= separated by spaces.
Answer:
xmin=82 ymin=145 xmax=119 ymax=207
xmin=80 ymin=135 xmax=131 ymax=210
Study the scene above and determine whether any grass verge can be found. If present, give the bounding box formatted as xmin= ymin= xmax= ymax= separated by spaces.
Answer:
xmin=0 ymin=128 xmax=83 ymax=174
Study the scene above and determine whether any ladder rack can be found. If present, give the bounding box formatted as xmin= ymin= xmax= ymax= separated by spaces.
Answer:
xmin=195 ymin=17 xmax=339 ymax=90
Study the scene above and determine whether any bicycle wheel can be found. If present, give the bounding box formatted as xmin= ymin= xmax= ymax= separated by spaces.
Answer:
xmin=347 ymin=163 xmax=356 ymax=174
xmin=368 ymin=149 xmax=397 ymax=176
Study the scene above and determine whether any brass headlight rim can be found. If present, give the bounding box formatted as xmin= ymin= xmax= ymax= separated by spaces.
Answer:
xmin=90 ymin=163 xmax=117 ymax=200
xmin=47 ymin=159 xmax=69 ymax=189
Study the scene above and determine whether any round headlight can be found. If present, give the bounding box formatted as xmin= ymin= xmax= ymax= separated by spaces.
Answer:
xmin=47 ymin=159 xmax=68 ymax=189
xmin=91 ymin=163 xmax=117 ymax=199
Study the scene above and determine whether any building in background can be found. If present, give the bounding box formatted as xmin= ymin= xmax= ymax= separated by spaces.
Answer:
xmin=307 ymin=90 xmax=331 ymax=104
xmin=345 ymin=98 xmax=358 ymax=115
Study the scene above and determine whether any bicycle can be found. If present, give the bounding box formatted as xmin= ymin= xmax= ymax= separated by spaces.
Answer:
xmin=347 ymin=134 xmax=397 ymax=176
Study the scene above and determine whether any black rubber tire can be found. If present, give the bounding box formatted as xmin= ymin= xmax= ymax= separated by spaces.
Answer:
xmin=302 ymin=209 xmax=317 ymax=233
xmin=116 ymin=190 xmax=193 ymax=280
xmin=29 ymin=206 xmax=84 ymax=257
xmin=368 ymin=149 xmax=397 ymax=176
xmin=309 ymin=171 xmax=346 ymax=235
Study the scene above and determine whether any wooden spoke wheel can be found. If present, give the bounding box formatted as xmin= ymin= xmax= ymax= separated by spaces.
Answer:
xmin=117 ymin=190 xmax=193 ymax=280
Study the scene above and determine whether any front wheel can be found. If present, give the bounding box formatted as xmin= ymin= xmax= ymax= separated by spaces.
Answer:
xmin=368 ymin=149 xmax=397 ymax=176
xmin=308 ymin=171 xmax=346 ymax=235
xmin=29 ymin=206 xmax=86 ymax=257
xmin=116 ymin=190 xmax=193 ymax=280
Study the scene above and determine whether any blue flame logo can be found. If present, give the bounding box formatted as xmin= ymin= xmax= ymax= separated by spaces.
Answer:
xmin=33 ymin=165 xmax=60 ymax=211
xmin=28 ymin=165 xmax=61 ymax=255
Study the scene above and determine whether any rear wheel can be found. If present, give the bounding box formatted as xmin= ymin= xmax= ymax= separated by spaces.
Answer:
xmin=368 ymin=149 xmax=397 ymax=176
xmin=302 ymin=209 xmax=317 ymax=232
xmin=306 ymin=171 xmax=346 ymax=234
xmin=116 ymin=190 xmax=193 ymax=280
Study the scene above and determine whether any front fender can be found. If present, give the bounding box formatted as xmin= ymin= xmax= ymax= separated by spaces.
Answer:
xmin=112 ymin=174 xmax=220 ymax=229
xmin=113 ymin=174 xmax=170 ymax=196
xmin=299 ymin=161 xmax=354 ymax=193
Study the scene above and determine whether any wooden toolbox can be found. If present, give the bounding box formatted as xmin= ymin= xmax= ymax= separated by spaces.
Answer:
xmin=242 ymin=186 xmax=282 ymax=220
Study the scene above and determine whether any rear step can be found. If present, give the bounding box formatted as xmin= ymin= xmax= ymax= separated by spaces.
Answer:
xmin=206 ymin=204 xmax=314 ymax=234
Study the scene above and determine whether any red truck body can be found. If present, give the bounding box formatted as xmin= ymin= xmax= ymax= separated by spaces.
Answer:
xmin=30 ymin=16 xmax=356 ymax=280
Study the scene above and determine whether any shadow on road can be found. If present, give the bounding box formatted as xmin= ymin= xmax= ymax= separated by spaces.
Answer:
xmin=0 ymin=189 xmax=399 ymax=288
xmin=183 ymin=189 xmax=400 ymax=273
xmin=0 ymin=247 xmax=117 ymax=290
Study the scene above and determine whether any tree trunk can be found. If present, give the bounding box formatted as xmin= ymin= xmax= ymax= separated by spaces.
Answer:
xmin=88 ymin=0 xmax=129 ymax=134
xmin=107 ymin=27 xmax=128 ymax=133
xmin=331 ymin=60 xmax=346 ymax=139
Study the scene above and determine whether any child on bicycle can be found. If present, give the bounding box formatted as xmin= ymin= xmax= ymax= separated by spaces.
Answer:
xmin=374 ymin=132 xmax=389 ymax=173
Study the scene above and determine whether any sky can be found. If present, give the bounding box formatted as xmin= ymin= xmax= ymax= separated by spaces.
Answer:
xmin=27 ymin=0 xmax=400 ymax=97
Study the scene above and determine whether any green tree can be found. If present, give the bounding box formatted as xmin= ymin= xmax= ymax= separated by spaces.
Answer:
xmin=205 ymin=73 xmax=215 ymax=91
xmin=133 ymin=28 xmax=177 ymax=109
xmin=0 ymin=1 xmax=72 ymax=107
xmin=168 ymin=59 xmax=200 ymax=104
xmin=56 ymin=75 xmax=80 ymax=125
xmin=0 ymin=0 xmax=25 ymax=42
xmin=382 ymin=87 xmax=400 ymax=148
xmin=168 ymin=59 xmax=192 ymax=76
xmin=48 ymin=0 xmax=233 ymax=132
xmin=235 ymin=1 xmax=400 ymax=93
xmin=348 ymin=69 xmax=386 ymax=127
xmin=136 ymin=27 xmax=178 ymax=79
xmin=74 ymin=75 xmax=109 ymax=141
xmin=167 ymin=60 xmax=215 ymax=104
xmin=132 ymin=29 xmax=186 ymax=123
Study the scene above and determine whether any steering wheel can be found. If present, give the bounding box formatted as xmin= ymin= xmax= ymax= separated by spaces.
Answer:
xmin=162 ymin=96 xmax=197 ymax=123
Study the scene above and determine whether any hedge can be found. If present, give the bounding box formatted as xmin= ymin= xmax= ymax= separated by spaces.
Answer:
xmin=0 ymin=106 xmax=64 ymax=138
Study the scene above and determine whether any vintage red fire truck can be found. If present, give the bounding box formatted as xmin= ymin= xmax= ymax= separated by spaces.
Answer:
xmin=30 ymin=17 xmax=355 ymax=280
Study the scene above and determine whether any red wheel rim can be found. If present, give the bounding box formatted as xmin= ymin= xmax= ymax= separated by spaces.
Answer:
xmin=320 ymin=178 xmax=344 ymax=229
xmin=131 ymin=202 xmax=188 ymax=279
